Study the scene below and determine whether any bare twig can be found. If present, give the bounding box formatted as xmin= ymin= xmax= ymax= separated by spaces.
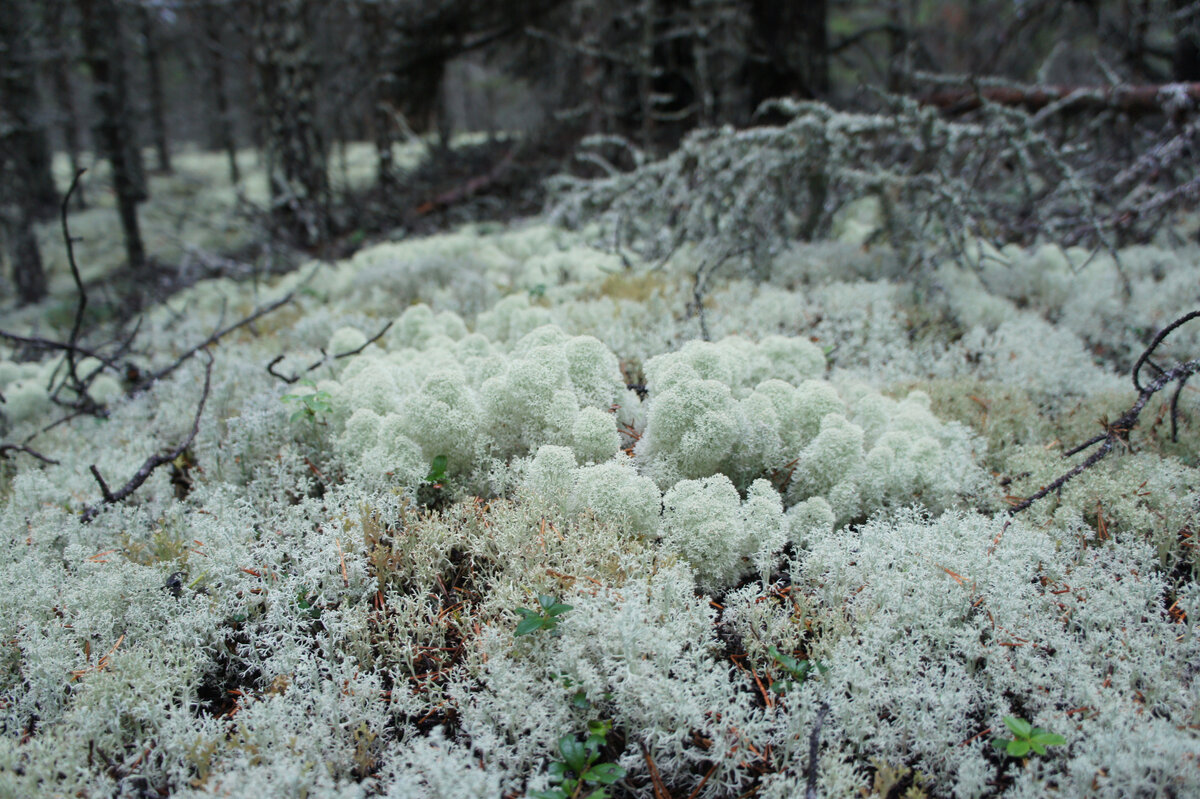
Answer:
xmin=83 ymin=352 xmax=214 ymax=523
xmin=137 ymin=292 xmax=294 ymax=392
xmin=805 ymin=702 xmax=831 ymax=799
xmin=63 ymin=169 xmax=90 ymax=395
xmin=1133 ymin=310 xmax=1200 ymax=391
xmin=0 ymin=444 xmax=60 ymax=465
xmin=265 ymin=320 xmax=393 ymax=385
xmin=1011 ymin=311 xmax=1200 ymax=514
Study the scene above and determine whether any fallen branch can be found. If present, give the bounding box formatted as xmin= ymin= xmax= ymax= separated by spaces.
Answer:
xmin=415 ymin=148 xmax=516 ymax=216
xmin=805 ymin=702 xmax=831 ymax=799
xmin=0 ymin=444 xmax=60 ymax=465
xmin=266 ymin=320 xmax=393 ymax=385
xmin=1010 ymin=310 xmax=1200 ymax=514
xmin=922 ymin=82 xmax=1200 ymax=118
xmin=137 ymin=292 xmax=294 ymax=392
xmin=82 ymin=351 xmax=213 ymax=523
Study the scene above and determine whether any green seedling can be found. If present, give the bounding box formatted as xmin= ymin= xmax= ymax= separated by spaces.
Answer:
xmin=424 ymin=454 xmax=449 ymax=486
xmin=515 ymin=594 xmax=573 ymax=636
xmin=767 ymin=646 xmax=827 ymax=694
xmin=282 ymin=379 xmax=333 ymax=424
xmin=993 ymin=716 xmax=1066 ymax=757
xmin=296 ymin=588 xmax=322 ymax=620
xmin=531 ymin=720 xmax=626 ymax=799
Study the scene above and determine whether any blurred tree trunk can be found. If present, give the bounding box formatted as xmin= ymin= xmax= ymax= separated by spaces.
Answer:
xmin=1173 ymin=0 xmax=1200 ymax=80
xmin=45 ymin=0 xmax=87 ymax=209
xmin=77 ymin=0 xmax=148 ymax=281
xmin=363 ymin=1 xmax=400 ymax=191
xmin=139 ymin=5 xmax=173 ymax=174
xmin=0 ymin=0 xmax=52 ymax=304
xmin=747 ymin=0 xmax=829 ymax=108
xmin=1 ymin=0 xmax=59 ymax=222
xmin=250 ymin=0 xmax=331 ymax=249
xmin=198 ymin=3 xmax=240 ymax=184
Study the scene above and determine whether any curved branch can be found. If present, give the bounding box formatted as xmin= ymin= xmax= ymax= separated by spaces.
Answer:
xmin=83 ymin=352 xmax=214 ymax=523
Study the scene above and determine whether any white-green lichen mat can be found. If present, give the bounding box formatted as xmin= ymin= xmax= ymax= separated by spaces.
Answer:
xmin=2 ymin=222 xmax=1198 ymax=798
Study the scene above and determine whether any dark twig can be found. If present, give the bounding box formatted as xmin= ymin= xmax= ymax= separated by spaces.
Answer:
xmin=83 ymin=352 xmax=214 ymax=523
xmin=62 ymin=169 xmax=90 ymax=396
xmin=1012 ymin=311 xmax=1200 ymax=514
xmin=805 ymin=702 xmax=831 ymax=799
xmin=138 ymin=292 xmax=294 ymax=391
xmin=1133 ymin=310 xmax=1200 ymax=391
xmin=266 ymin=320 xmax=393 ymax=384
xmin=0 ymin=331 xmax=120 ymax=371
xmin=1011 ymin=354 xmax=1200 ymax=514
xmin=0 ymin=444 xmax=60 ymax=465
xmin=1170 ymin=373 xmax=1192 ymax=442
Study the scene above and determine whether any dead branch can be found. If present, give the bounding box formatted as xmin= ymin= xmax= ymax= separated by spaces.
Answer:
xmin=82 ymin=351 xmax=213 ymax=523
xmin=923 ymin=82 xmax=1200 ymax=118
xmin=1010 ymin=311 xmax=1200 ymax=514
xmin=136 ymin=291 xmax=294 ymax=392
xmin=0 ymin=444 xmax=60 ymax=465
xmin=414 ymin=148 xmax=516 ymax=216
xmin=266 ymin=320 xmax=393 ymax=385
xmin=805 ymin=702 xmax=831 ymax=799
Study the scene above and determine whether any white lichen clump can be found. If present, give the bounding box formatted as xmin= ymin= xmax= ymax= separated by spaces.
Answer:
xmin=1 ymin=186 xmax=1197 ymax=799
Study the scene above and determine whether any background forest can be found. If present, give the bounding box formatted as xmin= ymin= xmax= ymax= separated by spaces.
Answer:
xmin=2 ymin=2 xmax=1200 ymax=798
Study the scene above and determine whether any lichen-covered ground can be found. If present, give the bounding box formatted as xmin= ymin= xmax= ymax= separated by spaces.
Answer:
xmin=1 ymin=150 xmax=1198 ymax=798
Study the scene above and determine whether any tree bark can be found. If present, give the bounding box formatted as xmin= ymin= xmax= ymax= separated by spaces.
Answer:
xmin=363 ymin=1 xmax=400 ymax=190
xmin=747 ymin=0 xmax=830 ymax=108
xmin=922 ymin=82 xmax=1200 ymax=118
xmin=1 ymin=0 xmax=53 ymax=303
xmin=77 ymin=0 xmax=148 ymax=282
xmin=199 ymin=3 xmax=240 ymax=183
xmin=250 ymin=0 xmax=331 ymax=249
xmin=1 ymin=0 xmax=59 ymax=221
xmin=140 ymin=5 xmax=173 ymax=174
xmin=46 ymin=0 xmax=87 ymax=209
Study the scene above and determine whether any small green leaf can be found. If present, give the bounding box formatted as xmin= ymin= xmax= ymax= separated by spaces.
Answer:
xmin=571 ymin=690 xmax=591 ymax=710
xmin=559 ymin=736 xmax=588 ymax=775
xmin=425 ymin=454 xmax=449 ymax=483
xmin=583 ymin=763 xmax=626 ymax=784
xmin=1007 ymin=739 xmax=1031 ymax=757
xmin=545 ymin=603 xmax=573 ymax=616
xmin=1035 ymin=732 xmax=1066 ymax=747
xmin=1003 ymin=716 xmax=1033 ymax=738
xmin=586 ymin=719 xmax=612 ymax=738
xmin=515 ymin=616 xmax=545 ymax=636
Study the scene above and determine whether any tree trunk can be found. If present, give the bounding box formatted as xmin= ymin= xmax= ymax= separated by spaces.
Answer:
xmin=1 ymin=0 xmax=59 ymax=222
xmin=140 ymin=5 xmax=173 ymax=174
xmin=747 ymin=0 xmax=829 ymax=108
xmin=199 ymin=3 xmax=241 ymax=183
xmin=0 ymin=0 xmax=54 ymax=304
xmin=77 ymin=0 xmax=148 ymax=282
xmin=250 ymin=0 xmax=331 ymax=249
xmin=363 ymin=1 xmax=399 ymax=191
xmin=46 ymin=2 xmax=87 ymax=209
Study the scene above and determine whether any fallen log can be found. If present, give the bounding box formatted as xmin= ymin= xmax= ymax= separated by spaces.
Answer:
xmin=922 ymin=82 xmax=1200 ymax=118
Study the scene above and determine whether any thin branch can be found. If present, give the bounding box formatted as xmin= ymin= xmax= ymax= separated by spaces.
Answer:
xmin=0 ymin=444 xmax=60 ymax=465
xmin=0 ymin=331 xmax=119 ymax=371
xmin=266 ymin=320 xmax=393 ymax=385
xmin=138 ymin=292 xmax=294 ymax=391
xmin=83 ymin=352 xmax=213 ymax=523
xmin=63 ymin=169 xmax=90 ymax=393
xmin=805 ymin=702 xmax=831 ymax=799
xmin=1133 ymin=310 xmax=1200 ymax=391
xmin=1011 ymin=349 xmax=1200 ymax=514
